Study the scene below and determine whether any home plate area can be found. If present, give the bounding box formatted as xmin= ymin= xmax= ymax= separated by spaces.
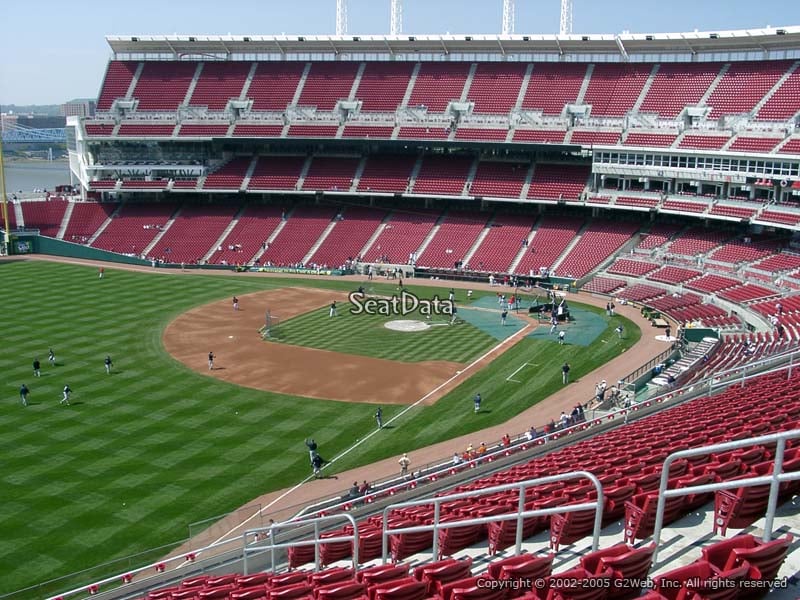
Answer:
xmin=384 ymin=319 xmax=431 ymax=332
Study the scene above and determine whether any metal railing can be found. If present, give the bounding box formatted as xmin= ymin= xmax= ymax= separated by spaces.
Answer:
xmin=242 ymin=513 xmax=358 ymax=576
xmin=651 ymin=429 xmax=800 ymax=563
xmin=380 ymin=471 xmax=604 ymax=562
xmin=40 ymin=352 xmax=800 ymax=600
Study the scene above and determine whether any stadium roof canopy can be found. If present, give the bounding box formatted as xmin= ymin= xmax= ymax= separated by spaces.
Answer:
xmin=106 ymin=26 xmax=800 ymax=60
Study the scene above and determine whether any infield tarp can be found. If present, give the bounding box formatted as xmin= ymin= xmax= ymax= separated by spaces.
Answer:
xmin=526 ymin=306 xmax=608 ymax=347
xmin=457 ymin=307 xmax=526 ymax=341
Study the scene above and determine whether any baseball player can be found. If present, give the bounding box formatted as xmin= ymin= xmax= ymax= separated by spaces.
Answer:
xmin=33 ymin=358 xmax=41 ymax=378
xmin=329 ymin=301 xmax=337 ymax=318
xmin=61 ymin=384 xmax=72 ymax=405
xmin=208 ymin=352 xmax=215 ymax=370
xmin=20 ymin=384 xmax=29 ymax=407
xmin=48 ymin=348 xmax=56 ymax=366
xmin=104 ymin=355 xmax=113 ymax=374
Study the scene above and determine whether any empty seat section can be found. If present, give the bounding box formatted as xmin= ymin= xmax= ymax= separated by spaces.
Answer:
xmin=758 ymin=67 xmax=800 ymax=121
xmin=470 ymin=162 xmax=528 ymax=199
xmin=512 ymin=129 xmax=566 ymax=143
xmin=62 ymin=202 xmax=118 ymax=244
xmin=412 ymin=156 xmax=472 ymax=196
xmin=467 ymin=62 xmax=527 ymax=114
xmin=570 ymin=130 xmax=621 ymax=145
xmin=777 ymin=137 xmax=800 ymax=154
xmin=248 ymin=62 xmax=305 ymax=111
xmin=298 ymin=62 xmax=360 ymax=111
xmin=617 ymin=284 xmax=666 ymax=303
xmin=707 ymin=60 xmax=792 ymax=119
xmin=678 ymin=135 xmax=729 ymax=150
xmin=117 ymin=123 xmax=176 ymax=136
xmin=302 ymin=157 xmax=360 ymax=191
xmin=614 ymin=196 xmax=659 ymax=209
xmin=208 ymin=204 xmax=284 ymax=265
xmin=514 ymin=216 xmax=583 ymax=276
xmin=527 ymin=164 xmax=589 ymax=201
xmin=661 ymin=199 xmax=708 ymax=214
xmin=19 ymin=199 xmax=67 ymax=237
xmin=84 ymin=123 xmax=115 ymax=136
xmin=583 ymin=276 xmax=627 ymax=295
xmin=260 ymin=206 xmax=338 ymax=266
xmin=708 ymin=204 xmax=759 ymax=219
xmin=750 ymin=252 xmax=800 ymax=274
xmin=178 ymin=124 xmax=230 ymax=137
xmin=357 ymin=155 xmax=417 ymax=193
xmin=686 ymin=274 xmax=741 ymax=293
xmin=363 ymin=210 xmax=440 ymax=263
xmin=646 ymin=266 xmax=702 ymax=284
xmin=97 ymin=60 xmax=138 ymax=111
xmin=667 ymin=227 xmax=731 ymax=256
xmin=454 ymin=129 xmax=508 ymax=142
xmin=356 ymin=62 xmax=414 ymax=112
xmin=639 ymin=62 xmax=722 ymax=118
xmin=149 ymin=203 xmax=239 ymax=264
xmin=132 ymin=61 xmax=197 ymax=111
xmin=582 ymin=63 xmax=651 ymax=116
xmin=307 ymin=207 xmax=387 ymax=267
xmin=416 ymin=212 xmax=489 ymax=269
xmin=189 ymin=61 xmax=250 ymax=110
xmin=203 ymin=157 xmax=253 ymax=190
xmin=408 ymin=63 xmax=470 ymax=113
xmin=287 ymin=125 xmax=339 ymax=138
xmin=728 ymin=136 xmax=783 ymax=153
xmin=92 ymin=202 xmax=177 ymax=254
xmin=556 ymin=221 xmax=640 ymax=279
xmin=248 ymin=156 xmax=306 ymax=191
xmin=233 ymin=124 xmax=284 ymax=137
xmin=623 ymin=133 xmax=677 ymax=147
xmin=758 ymin=210 xmax=800 ymax=226
xmin=708 ymin=238 xmax=784 ymax=264
xmin=717 ymin=284 xmax=778 ymax=303
xmin=341 ymin=126 xmax=394 ymax=139
xmin=398 ymin=126 xmax=450 ymax=139
xmin=607 ymin=259 xmax=660 ymax=277
xmin=522 ymin=63 xmax=587 ymax=114
xmin=468 ymin=215 xmax=536 ymax=274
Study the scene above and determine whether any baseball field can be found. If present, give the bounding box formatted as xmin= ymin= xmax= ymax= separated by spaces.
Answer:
xmin=0 ymin=259 xmax=640 ymax=596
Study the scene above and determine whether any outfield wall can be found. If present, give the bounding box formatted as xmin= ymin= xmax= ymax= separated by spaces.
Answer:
xmin=10 ymin=234 xmax=150 ymax=266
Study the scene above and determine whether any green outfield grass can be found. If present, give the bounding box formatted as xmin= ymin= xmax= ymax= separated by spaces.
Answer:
xmin=270 ymin=293 xmax=496 ymax=362
xmin=0 ymin=261 xmax=639 ymax=596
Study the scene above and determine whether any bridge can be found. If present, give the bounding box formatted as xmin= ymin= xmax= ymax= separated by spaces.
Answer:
xmin=2 ymin=123 xmax=66 ymax=143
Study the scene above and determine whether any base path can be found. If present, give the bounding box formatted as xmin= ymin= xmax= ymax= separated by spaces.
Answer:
xmin=162 ymin=287 xmax=464 ymax=405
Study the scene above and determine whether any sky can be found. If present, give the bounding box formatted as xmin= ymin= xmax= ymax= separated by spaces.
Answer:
xmin=2 ymin=0 xmax=800 ymax=106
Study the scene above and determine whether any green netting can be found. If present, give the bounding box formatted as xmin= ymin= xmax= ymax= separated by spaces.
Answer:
xmin=526 ymin=306 xmax=608 ymax=347
xmin=457 ymin=307 xmax=526 ymax=341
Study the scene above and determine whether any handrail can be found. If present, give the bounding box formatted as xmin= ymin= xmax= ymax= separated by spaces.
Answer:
xmin=43 ymin=353 xmax=800 ymax=600
xmin=651 ymin=429 xmax=800 ymax=563
xmin=242 ymin=513 xmax=358 ymax=576
xmin=380 ymin=470 xmax=604 ymax=562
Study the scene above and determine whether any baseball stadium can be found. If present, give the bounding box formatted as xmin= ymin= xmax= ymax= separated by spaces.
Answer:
xmin=2 ymin=2 xmax=800 ymax=599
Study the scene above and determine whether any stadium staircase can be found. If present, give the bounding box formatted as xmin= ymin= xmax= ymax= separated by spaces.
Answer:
xmin=413 ymin=212 xmax=447 ymax=259
xmin=86 ymin=203 xmax=122 ymax=246
xmin=302 ymin=211 xmax=340 ymax=265
xmin=697 ymin=63 xmax=730 ymax=107
xmin=141 ymin=205 xmax=182 ymax=257
xmin=249 ymin=210 xmax=292 ymax=265
xmin=406 ymin=155 xmax=424 ymax=191
xmin=182 ymin=63 xmax=204 ymax=106
xmin=56 ymin=200 xmax=75 ymax=239
xmin=240 ymin=156 xmax=260 ymax=192
xmin=461 ymin=216 xmax=495 ymax=269
xmin=13 ymin=202 xmax=24 ymax=228
xmin=295 ymin=156 xmax=314 ymax=191
xmin=753 ymin=60 xmax=800 ymax=116
xmin=350 ymin=157 xmax=367 ymax=192
xmin=462 ymin=157 xmax=480 ymax=196
xmin=550 ymin=221 xmax=591 ymax=274
xmin=357 ymin=214 xmax=392 ymax=259
xmin=124 ymin=62 xmax=144 ymax=104
xmin=574 ymin=63 xmax=594 ymax=105
xmin=507 ymin=217 xmax=540 ymax=274
xmin=518 ymin=163 xmax=535 ymax=200
xmin=239 ymin=62 xmax=259 ymax=100
xmin=630 ymin=64 xmax=661 ymax=113
xmin=202 ymin=205 xmax=248 ymax=263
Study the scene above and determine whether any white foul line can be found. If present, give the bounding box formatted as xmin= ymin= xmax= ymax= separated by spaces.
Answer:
xmin=204 ymin=322 xmax=533 ymax=548
xmin=506 ymin=361 xmax=534 ymax=383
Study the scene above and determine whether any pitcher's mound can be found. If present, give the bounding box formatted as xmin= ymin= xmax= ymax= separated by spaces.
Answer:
xmin=384 ymin=319 xmax=431 ymax=332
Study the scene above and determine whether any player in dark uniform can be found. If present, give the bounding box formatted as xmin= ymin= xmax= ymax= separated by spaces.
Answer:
xmin=33 ymin=358 xmax=41 ymax=378
xmin=208 ymin=352 xmax=215 ymax=370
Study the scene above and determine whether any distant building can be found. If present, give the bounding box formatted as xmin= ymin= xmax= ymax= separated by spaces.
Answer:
xmin=0 ymin=113 xmax=18 ymax=132
xmin=61 ymin=100 xmax=96 ymax=118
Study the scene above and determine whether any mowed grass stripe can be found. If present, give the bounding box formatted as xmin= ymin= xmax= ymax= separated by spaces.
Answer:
xmin=0 ymin=262 xmax=638 ymax=596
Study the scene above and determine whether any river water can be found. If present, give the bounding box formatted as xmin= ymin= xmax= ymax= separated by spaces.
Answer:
xmin=3 ymin=161 xmax=72 ymax=195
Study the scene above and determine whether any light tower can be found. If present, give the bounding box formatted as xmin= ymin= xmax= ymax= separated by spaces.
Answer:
xmin=336 ymin=0 xmax=348 ymax=35
xmin=390 ymin=0 xmax=403 ymax=35
xmin=502 ymin=0 xmax=515 ymax=35
xmin=559 ymin=0 xmax=573 ymax=35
